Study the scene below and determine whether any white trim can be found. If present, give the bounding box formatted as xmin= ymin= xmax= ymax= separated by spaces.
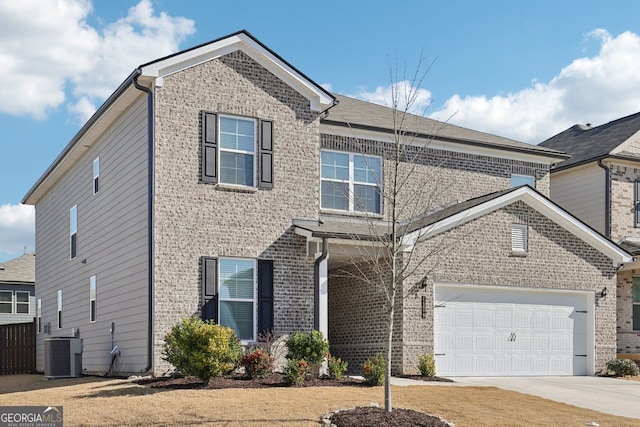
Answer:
xmin=140 ymin=33 xmax=333 ymax=112
xmin=320 ymin=125 xmax=562 ymax=165
xmin=402 ymin=186 xmax=632 ymax=265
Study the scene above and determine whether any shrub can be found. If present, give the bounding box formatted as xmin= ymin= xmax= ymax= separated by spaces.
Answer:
xmin=162 ymin=316 xmax=242 ymax=383
xmin=285 ymin=330 xmax=329 ymax=376
xmin=283 ymin=359 xmax=309 ymax=386
xmin=362 ymin=353 xmax=386 ymax=386
xmin=418 ymin=354 xmax=436 ymax=377
xmin=327 ymin=354 xmax=348 ymax=380
xmin=607 ymin=358 xmax=640 ymax=377
xmin=241 ymin=348 xmax=275 ymax=378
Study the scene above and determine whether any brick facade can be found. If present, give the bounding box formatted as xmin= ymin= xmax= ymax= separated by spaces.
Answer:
xmin=152 ymin=51 xmax=320 ymax=372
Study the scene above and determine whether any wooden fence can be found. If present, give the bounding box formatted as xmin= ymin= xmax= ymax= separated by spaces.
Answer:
xmin=0 ymin=319 xmax=36 ymax=375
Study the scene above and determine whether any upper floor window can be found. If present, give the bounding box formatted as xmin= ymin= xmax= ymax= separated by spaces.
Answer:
xmin=70 ymin=205 xmax=78 ymax=259
xmin=0 ymin=291 xmax=11 ymax=313
xmin=511 ymin=174 xmax=535 ymax=188
xmin=633 ymin=278 xmax=640 ymax=331
xmin=89 ymin=275 xmax=97 ymax=322
xmin=320 ymin=150 xmax=382 ymax=214
xmin=201 ymin=112 xmax=274 ymax=189
xmin=93 ymin=157 xmax=100 ymax=194
xmin=634 ymin=180 xmax=640 ymax=228
xmin=16 ymin=291 xmax=29 ymax=314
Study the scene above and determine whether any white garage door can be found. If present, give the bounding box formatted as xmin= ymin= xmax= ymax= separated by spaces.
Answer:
xmin=434 ymin=285 xmax=592 ymax=376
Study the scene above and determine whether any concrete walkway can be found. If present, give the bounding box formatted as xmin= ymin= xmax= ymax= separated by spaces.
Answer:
xmin=451 ymin=376 xmax=640 ymax=419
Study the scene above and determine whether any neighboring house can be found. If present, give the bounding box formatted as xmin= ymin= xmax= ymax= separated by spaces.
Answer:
xmin=22 ymin=30 xmax=631 ymax=378
xmin=540 ymin=113 xmax=640 ymax=359
xmin=0 ymin=253 xmax=35 ymax=325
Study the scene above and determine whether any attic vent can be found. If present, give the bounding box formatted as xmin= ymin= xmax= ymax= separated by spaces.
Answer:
xmin=512 ymin=224 xmax=528 ymax=252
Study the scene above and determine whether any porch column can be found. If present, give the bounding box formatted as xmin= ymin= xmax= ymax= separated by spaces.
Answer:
xmin=316 ymin=253 xmax=328 ymax=338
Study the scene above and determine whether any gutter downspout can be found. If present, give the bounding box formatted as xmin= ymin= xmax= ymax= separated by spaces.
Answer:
xmin=133 ymin=70 xmax=154 ymax=373
xmin=597 ymin=159 xmax=611 ymax=238
xmin=313 ymin=238 xmax=329 ymax=330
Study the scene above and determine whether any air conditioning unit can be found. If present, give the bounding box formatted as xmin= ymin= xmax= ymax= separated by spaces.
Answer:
xmin=44 ymin=338 xmax=83 ymax=378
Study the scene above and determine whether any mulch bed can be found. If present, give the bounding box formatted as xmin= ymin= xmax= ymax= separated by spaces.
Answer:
xmin=329 ymin=406 xmax=452 ymax=427
xmin=396 ymin=374 xmax=454 ymax=383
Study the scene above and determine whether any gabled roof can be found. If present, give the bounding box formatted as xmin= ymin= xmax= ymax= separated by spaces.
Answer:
xmin=539 ymin=111 xmax=640 ymax=170
xmin=401 ymin=185 xmax=631 ymax=265
xmin=0 ymin=253 xmax=35 ymax=285
xmin=23 ymin=30 xmax=334 ymax=205
xmin=322 ymin=94 xmax=569 ymax=163
xmin=294 ymin=187 xmax=632 ymax=266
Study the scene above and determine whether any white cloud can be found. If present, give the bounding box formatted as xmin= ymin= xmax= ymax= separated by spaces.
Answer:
xmin=351 ymin=81 xmax=433 ymax=116
xmin=428 ymin=30 xmax=640 ymax=143
xmin=0 ymin=204 xmax=35 ymax=261
xmin=352 ymin=30 xmax=640 ymax=144
xmin=0 ymin=0 xmax=194 ymax=121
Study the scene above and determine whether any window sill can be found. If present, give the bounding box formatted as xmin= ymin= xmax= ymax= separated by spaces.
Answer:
xmin=320 ymin=209 xmax=384 ymax=219
xmin=214 ymin=184 xmax=258 ymax=194
xmin=510 ymin=250 xmax=528 ymax=258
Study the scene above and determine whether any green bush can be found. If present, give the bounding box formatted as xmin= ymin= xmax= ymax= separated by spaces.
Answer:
xmin=607 ymin=358 xmax=640 ymax=377
xmin=241 ymin=348 xmax=275 ymax=378
xmin=285 ymin=330 xmax=329 ymax=376
xmin=418 ymin=354 xmax=436 ymax=377
xmin=162 ymin=316 xmax=242 ymax=383
xmin=283 ymin=359 xmax=309 ymax=386
xmin=327 ymin=354 xmax=348 ymax=380
xmin=362 ymin=353 xmax=386 ymax=386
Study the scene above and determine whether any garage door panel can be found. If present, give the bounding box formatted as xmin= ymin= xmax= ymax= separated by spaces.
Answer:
xmin=434 ymin=286 xmax=591 ymax=377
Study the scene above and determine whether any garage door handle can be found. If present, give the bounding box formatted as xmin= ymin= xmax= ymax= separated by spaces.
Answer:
xmin=434 ymin=353 xmax=446 ymax=356
xmin=575 ymin=354 xmax=587 ymax=357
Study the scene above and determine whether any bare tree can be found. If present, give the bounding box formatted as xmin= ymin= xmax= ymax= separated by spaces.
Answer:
xmin=328 ymin=53 xmax=459 ymax=412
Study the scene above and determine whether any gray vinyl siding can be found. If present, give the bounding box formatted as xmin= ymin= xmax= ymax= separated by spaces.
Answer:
xmin=35 ymin=94 xmax=149 ymax=375
xmin=550 ymin=163 xmax=606 ymax=234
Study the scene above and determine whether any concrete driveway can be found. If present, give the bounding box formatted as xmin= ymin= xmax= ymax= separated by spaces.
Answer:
xmin=453 ymin=376 xmax=640 ymax=419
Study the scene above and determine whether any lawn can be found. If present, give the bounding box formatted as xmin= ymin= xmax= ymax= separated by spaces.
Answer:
xmin=0 ymin=374 xmax=638 ymax=426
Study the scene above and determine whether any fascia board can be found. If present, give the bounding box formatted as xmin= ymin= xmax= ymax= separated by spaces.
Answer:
xmin=403 ymin=187 xmax=632 ymax=265
xmin=320 ymin=125 xmax=561 ymax=165
xmin=140 ymin=33 xmax=333 ymax=111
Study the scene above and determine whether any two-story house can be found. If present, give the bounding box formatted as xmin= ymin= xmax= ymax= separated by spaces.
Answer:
xmin=23 ymin=30 xmax=630 ymax=378
xmin=540 ymin=113 xmax=640 ymax=359
xmin=0 ymin=253 xmax=35 ymax=325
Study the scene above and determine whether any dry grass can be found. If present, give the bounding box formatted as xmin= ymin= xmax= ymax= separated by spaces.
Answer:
xmin=1 ymin=375 xmax=638 ymax=426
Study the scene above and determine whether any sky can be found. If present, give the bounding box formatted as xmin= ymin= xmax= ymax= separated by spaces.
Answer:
xmin=3 ymin=0 xmax=640 ymax=262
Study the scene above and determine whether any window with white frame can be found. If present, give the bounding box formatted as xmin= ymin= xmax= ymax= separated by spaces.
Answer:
xmin=89 ymin=275 xmax=96 ymax=322
xmin=16 ymin=291 xmax=29 ymax=314
xmin=320 ymin=150 xmax=382 ymax=214
xmin=57 ymin=290 xmax=63 ymax=329
xmin=511 ymin=174 xmax=535 ymax=188
xmin=93 ymin=157 xmax=100 ymax=194
xmin=218 ymin=258 xmax=256 ymax=341
xmin=633 ymin=278 xmax=640 ymax=331
xmin=511 ymin=224 xmax=528 ymax=252
xmin=0 ymin=291 xmax=11 ymax=313
xmin=219 ymin=116 xmax=256 ymax=187
xmin=37 ymin=298 xmax=42 ymax=333
xmin=70 ymin=205 xmax=77 ymax=259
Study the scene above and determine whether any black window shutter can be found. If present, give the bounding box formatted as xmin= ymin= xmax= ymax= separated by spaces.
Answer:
xmin=258 ymin=120 xmax=274 ymax=188
xmin=635 ymin=180 xmax=640 ymax=227
xmin=257 ymin=260 xmax=274 ymax=335
xmin=202 ymin=257 xmax=218 ymax=322
xmin=202 ymin=112 xmax=218 ymax=183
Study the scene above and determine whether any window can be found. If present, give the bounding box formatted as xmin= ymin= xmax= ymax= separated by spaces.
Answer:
xmin=320 ymin=150 xmax=382 ymax=214
xmin=219 ymin=258 xmax=256 ymax=341
xmin=93 ymin=157 xmax=100 ymax=194
xmin=511 ymin=174 xmax=535 ymax=188
xmin=512 ymin=224 xmax=528 ymax=252
xmin=37 ymin=298 xmax=42 ymax=333
xmin=89 ymin=275 xmax=96 ymax=322
xmin=201 ymin=112 xmax=274 ymax=188
xmin=70 ymin=205 xmax=77 ymax=259
xmin=57 ymin=290 xmax=63 ymax=329
xmin=16 ymin=291 xmax=29 ymax=314
xmin=633 ymin=278 xmax=640 ymax=331
xmin=0 ymin=291 xmax=11 ymax=313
